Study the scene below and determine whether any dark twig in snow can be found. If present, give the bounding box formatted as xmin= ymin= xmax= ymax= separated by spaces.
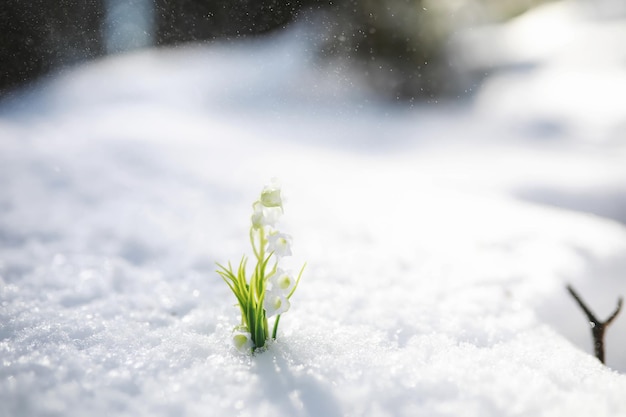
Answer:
xmin=566 ymin=284 xmax=623 ymax=364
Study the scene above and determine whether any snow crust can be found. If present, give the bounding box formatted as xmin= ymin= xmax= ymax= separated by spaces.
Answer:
xmin=2 ymin=2 xmax=626 ymax=416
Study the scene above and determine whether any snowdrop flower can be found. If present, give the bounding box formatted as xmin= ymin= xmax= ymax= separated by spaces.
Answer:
xmin=269 ymin=269 xmax=296 ymax=295
xmin=218 ymin=181 xmax=305 ymax=352
xmin=264 ymin=291 xmax=291 ymax=317
xmin=260 ymin=183 xmax=283 ymax=210
xmin=232 ymin=327 xmax=254 ymax=354
xmin=251 ymin=202 xmax=280 ymax=229
xmin=267 ymin=232 xmax=292 ymax=258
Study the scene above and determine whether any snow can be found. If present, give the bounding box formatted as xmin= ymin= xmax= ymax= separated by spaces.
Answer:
xmin=2 ymin=1 xmax=626 ymax=416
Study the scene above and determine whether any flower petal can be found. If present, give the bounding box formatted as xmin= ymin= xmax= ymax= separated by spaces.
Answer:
xmin=260 ymin=184 xmax=283 ymax=209
xmin=267 ymin=232 xmax=293 ymax=258
xmin=263 ymin=291 xmax=290 ymax=317
xmin=232 ymin=328 xmax=254 ymax=353
xmin=269 ymin=269 xmax=296 ymax=295
xmin=251 ymin=202 xmax=281 ymax=229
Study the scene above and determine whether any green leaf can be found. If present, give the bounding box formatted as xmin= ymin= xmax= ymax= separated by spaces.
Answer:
xmin=288 ymin=262 xmax=306 ymax=299
xmin=271 ymin=314 xmax=281 ymax=340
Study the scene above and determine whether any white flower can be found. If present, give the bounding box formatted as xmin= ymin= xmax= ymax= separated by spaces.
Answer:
xmin=251 ymin=202 xmax=281 ymax=229
xmin=269 ymin=269 xmax=296 ymax=295
xmin=260 ymin=183 xmax=283 ymax=210
xmin=232 ymin=328 xmax=254 ymax=354
xmin=263 ymin=290 xmax=290 ymax=317
xmin=267 ymin=232 xmax=293 ymax=258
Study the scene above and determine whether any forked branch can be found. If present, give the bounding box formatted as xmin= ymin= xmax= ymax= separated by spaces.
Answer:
xmin=566 ymin=284 xmax=623 ymax=364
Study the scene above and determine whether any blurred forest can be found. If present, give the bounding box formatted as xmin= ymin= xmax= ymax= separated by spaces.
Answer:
xmin=0 ymin=0 xmax=552 ymax=100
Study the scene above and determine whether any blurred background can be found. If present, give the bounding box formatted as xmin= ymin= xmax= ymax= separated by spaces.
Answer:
xmin=2 ymin=0 xmax=609 ymax=102
xmin=2 ymin=1 xmax=626 ymax=232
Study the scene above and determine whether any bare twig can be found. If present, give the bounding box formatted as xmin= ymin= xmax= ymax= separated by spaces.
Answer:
xmin=566 ymin=284 xmax=623 ymax=364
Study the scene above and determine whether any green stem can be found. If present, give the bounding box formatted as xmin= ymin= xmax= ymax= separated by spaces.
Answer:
xmin=272 ymin=315 xmax=281 ymax=340
xmin=251 ymin=225 xmax=271 ymax=347
xmin=255 ymin=228 xmax=265 ymax=292
xmin=250 ymin=229 xmax=259 ymax=260
xmin=258 ymin=227 xmax=266 ymax=262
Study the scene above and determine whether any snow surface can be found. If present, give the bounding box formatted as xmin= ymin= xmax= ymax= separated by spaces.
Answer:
xmin=2 ymin=2 xmax=626 ymax=416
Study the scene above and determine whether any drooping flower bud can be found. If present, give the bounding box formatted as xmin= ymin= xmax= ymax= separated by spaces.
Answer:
xmin=260 ymin=183 xmax=283 ymax=210
xmin=232 ymin=327 xmax=254 ymax=354
xmin=267 ymin=232 xmax=293 ymax=258
xmin=269 ymin=269 xmax=296 ymax=295
xmin=263 ymin=291 xmax=291 ymax=317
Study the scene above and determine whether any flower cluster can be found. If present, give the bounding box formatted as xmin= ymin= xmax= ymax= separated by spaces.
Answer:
xmin=217 ymin=181 xmax=305 ymax=354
